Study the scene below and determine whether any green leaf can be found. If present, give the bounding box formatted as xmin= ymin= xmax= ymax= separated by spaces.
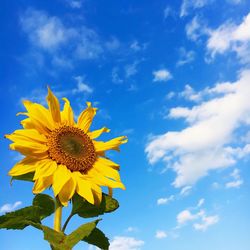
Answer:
xmin=11 ymin=172 xmax=34 ymax=183
xmin=40 ymin=225 xmax=69 ymax=250
xmin=0 ymin=206 xmax=41 ymax=230
xmin=83 ymin=228 xmax=109 ymax=250
xmin=33 ymin=194 xmax=55 ymax=220
xmin=65 ymin=220 xmax=99 ymax=248
xmin=72 ymin=193 xmax=119 ymax=218
xmin=0 ymin=195 xmax=55 ymax=230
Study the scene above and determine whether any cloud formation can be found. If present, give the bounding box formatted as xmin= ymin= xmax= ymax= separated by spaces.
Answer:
xmin=109 ymin=236 xmax=144 ymax=250
xmin=146 ymin=69 xmax=250 ymax=188
xmin=153 ymin=69 xmax=172 ymax=82
xmin=0 ymin=201 xmax=22 ymax=214
xmin=206 ymin=13 xmax=250 ymax=63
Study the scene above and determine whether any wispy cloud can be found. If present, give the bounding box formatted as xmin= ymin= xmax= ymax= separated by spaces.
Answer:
xmin=73 ymin=76 xmax=93 ymax=94
xmin=206 ymin=13 xmax=250 ymax=63
xmin=0 ymin=201 xmax=22 ymax=214
xmin=176 ymin=47 xmax=195 ymax=66
xmin=176 ymin=200 xmax=219 ymax=231
xmin=146 ymin=70 xmax=250 ymax=188
xmin=155 ymin=230 xmax=168 ymax=239
xmin=20 ymin=8 xmax=118 ymax=70
xmin=109 ymin=236 xmax=144 ymax=250
xmin=180 ymin=0 xmax=211 ymax=17
xmin=225 ymin=168 xmax=243 ymax=188
xmin=153 ymin=69 xmax=172 ymax=82
xmin=157 ymin=195 xmax=174 ymax=205
xmin=125 ymin=226 xmax=138 ymax=233
xmin=180 ymin=0 xmax=212 ymax=17
xmin=193 ymin=215 xmax=219 ymax=231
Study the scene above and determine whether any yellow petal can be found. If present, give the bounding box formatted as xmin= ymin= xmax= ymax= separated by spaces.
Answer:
xmin=9 ymin=141 xmax=48 ymax=157
xmin=33 ymin=175 xmax=53 ymax=194
xmin=47 ymin=87 xmax=61 ymax=124
xmin=97 ymin=157 xmax=120 ymax=170
xmin=74 ymin=172 xmax=95 ymax=204
xmin=52 ymin=165 xmax=71 ymax=197
xmin=5 ymin=129 xmax=47 ymax=144
xmin=93 ymin=158 xmax=121 ymax=181
xmin=33 ymin=159 xmax=57 ymax=180
xmin=23 ymin=100 xmax=54 ymax=133
xmin=58 ymin=177 xmax=76 ymax=206
xmin=61 ymin=98 xmax=74 ymax=126
xmin=87 ymin=127 xmax=110 ymax=139
xmin=87 ymin=168 xmax=125 ymax=190
xmin=8 ymin=157 xmax=39 ymax=176
xmin=20 ymin=118 xmax=36 ymax=129
xmin=91 ymin=183 xmax=102 ymax=205
xmin=94 ymin=136 xmax=128 ymax=152
xmin=77 ymin=102 xmax=97 ymax=133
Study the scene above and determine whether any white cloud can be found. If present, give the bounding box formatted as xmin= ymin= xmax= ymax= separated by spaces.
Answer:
xmin=130 ymin=40 xmax=147 ymax=52
xmin=0 ymin=201 xmax=22 ymax=214
xmin=111 ymin=67 xmax=123 ymax=84
xmin=153 ymin=69 xmax=172 ymax=82
xmin=155 ymin=230 xmax=167 ymax=239
xmin=176 ymin=47 xmax=195 ymax=66
xmin=164 ymin=6 xmax=175 ymax=19
xmin=73 ymin=76 xmax=93 ymax=94
xmin=225 ymin=168 xmax=243 ymax=188
xmin=66 ymin=0 xmax=83 ymax=9
xmin=21 ymin=9 xmax=74 ymax=50
xmin=206 ymin=13 xmax=250 ymax=63
xmin=178 ymin=84 xmax=202 ymax=102
xmin=166 ymin=91 xmax=175 ymax=100
xmin=186 ymin=16 xmax=206 ymax=41
xmin=177 ymin=205 xmax=219 ymax=231
xmin=20 ymin=8 xmax=105 ymax=66
xmin=125 ymin=61 xmax=139 ymax=78
xmin=180 ymin=186 xmax=192 ymax=196
xmin=177 ymin=209 xmax=201 ymax=224
xmin=157 ymin=195 xmax=174 ymax=205
xmin=109 ymin=236 xmax=144 ymax=250
xmin=193 ymin=215 xmax=219 ymax=231
xmin=180 ymin=0 xmax=211 ymax=17
xmin=126 ymin=227 xmax=138 ymax=233
xmin=145 ymin=70 xmax=250 ymax=188
xmin=197 ymin=198 xmax=205 ymax=207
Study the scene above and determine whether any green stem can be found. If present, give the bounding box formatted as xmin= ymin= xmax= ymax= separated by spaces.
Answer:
xmin=54 ymin=197 xmax=62 ymax=232
xmin=62 ymin=213 xmax=74 ymax=232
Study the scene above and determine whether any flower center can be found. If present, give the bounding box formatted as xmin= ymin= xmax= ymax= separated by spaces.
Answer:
xmin=47 ymin=126 xmax=97 ymax=173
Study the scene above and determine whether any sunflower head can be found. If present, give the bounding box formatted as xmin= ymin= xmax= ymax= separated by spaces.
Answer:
xmin=6 ymin=87 xmax=127 ymax=206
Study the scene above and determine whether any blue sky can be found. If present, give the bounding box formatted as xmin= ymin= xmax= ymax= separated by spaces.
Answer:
xmin=1 ymin=0 xmax=250 ymax=249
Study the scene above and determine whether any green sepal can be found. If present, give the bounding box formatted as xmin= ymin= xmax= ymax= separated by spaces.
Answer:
xmin=0 ymin=206 xmax=41 ymax=230
xmin=32 ymin=194 xmax=55 ymax=220
xmin=83 ymin=227 xmax=109 ymax=250
xmin=11 ymin=172 xmax=34 ymax=183
xmin=72 ymin=193 xmax=119 ymax=218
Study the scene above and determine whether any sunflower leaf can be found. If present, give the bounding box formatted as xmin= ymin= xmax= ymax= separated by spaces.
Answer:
xmin=33 ymin=194 xmax=55 ymax=220
xmin=65 ymin=220 xmax=99 ymax=248
xmin=82 ymin=227 xmax=109 ymax=250
xmin=72 ymin=193 xmax=119 ymax=218
xmin=0 ymin=206 xmax=41 ymax=230
xmin=39 ymin=225 xmax=69 ymax=250
xmin=11 ymin=172 xmax=34 ymax=183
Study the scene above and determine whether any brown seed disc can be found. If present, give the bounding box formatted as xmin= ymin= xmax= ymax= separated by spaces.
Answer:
xmin=47 ymin=125 xmax=97 ymax=173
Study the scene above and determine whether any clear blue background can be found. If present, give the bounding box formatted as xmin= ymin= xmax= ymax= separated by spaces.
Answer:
xmin=1 ymin=0 xmax=250 ymax=249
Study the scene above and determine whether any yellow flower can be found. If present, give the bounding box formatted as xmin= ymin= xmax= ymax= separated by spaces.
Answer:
xmin=6 ymin=87 xmax=127 ymax=206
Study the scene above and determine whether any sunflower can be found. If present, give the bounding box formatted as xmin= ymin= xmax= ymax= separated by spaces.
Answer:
xmin=6 ymin=88 xmax=127 ymax=206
